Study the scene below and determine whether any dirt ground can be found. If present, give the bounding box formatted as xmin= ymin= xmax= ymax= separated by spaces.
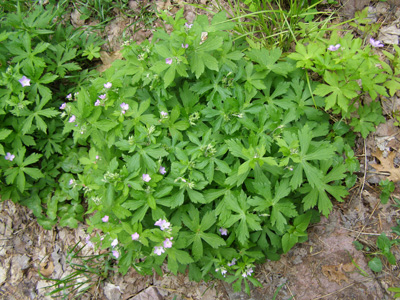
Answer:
xmin=1 ymin=1 xmax=400 ymax=299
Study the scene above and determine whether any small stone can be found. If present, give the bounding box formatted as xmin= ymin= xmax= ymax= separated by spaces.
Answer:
xmin=131 ymin=286 xmax=163 ymax=300
xmin=104 ymin=283 xmax=121 ymax=300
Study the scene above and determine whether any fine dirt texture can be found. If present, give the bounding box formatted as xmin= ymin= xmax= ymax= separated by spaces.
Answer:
xmin=1 ymin=1 xmax=400 ymax=299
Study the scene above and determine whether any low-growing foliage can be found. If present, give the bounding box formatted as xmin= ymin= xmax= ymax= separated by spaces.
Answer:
xmin=1 ymin=1 xmax=394 ymax=295
xmin=52 ymin=11 xmax=361 ymax=292
xmin=0 ymin=1 xmax=103 ymax=228
xmin=288 ymin=31 xmax=391 ymax=137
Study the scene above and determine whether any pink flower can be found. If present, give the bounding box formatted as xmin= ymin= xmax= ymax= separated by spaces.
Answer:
xmin=131 ymin=232 xmax=140 ymax=240
xmin=155 ymin=219 xmax=170 ymax=231
xmin=85 ymin=235 xmax=94 ymax=248
xmin=159 ymin=166 xmax=166 ymax=175
xmin=185 ymin=23 xmax=193 ymax=29
xmin=111 ymin=238 xmax=118 ymax=247
xmin=327 ymin=44 xmax=341 ymax=51
xmin=120 ymin=103 xmax=129 ymax=111
xmin=160 ymin=111 xmax=168 ymax=117
xmin=5 ymin=152 xmax=15 ymax=161
xmin=142 ymin=174 xmax=151 ymax=182
xmin=104 ymin=82 xmax=112 ymax=89
xmin=95 ymin=155 xmax=99 ymax=160
xmin=102 ymin=215 xmax=109 ymax=222
xmin=112 ymin=250 xmax=119 ymax=258
xmin=219 ymin=228 xmax=228 ymax=236
xmin=165 ymin=58 xmax=172 ymax=65
xmin=69 ymin=115 xmax=76 ymax=123
xmin=370 ymin=38 xmax=384 ymax=48
xmin=69 ymin=179 xmax=74 ymax=185
xmin=99 ymin=94 xmax=106 ymax=100
xmin=181 ymin=43 xmax=189 ymax=49
xmin=94 ymin=100 xmax=101 ymax=106
xmin=60 ymin=103 xmax=66 ymax=110
xmin=66 ymin=93 xmax=72 ymax=99
xmin=154 ymin=246 xmax=165 ymax=256
xmin=18 ymin=76 xmax=31 ymax=87
xmin=163 ymin=238 xmax=173 ymax=248
xmin=227 ymin=258 xmax=237 ymax=267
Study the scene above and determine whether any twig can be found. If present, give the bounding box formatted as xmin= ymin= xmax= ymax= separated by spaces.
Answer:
xmin=359 ymin=138 xmax=367 ymax=198
xmin=340 ymin=227 xmax=381 ymax=236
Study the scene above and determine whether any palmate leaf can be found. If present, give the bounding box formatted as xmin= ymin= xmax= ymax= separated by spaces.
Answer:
xmin=181 ymin=205 xmax=226 ymax=260
xmin=222 ymin=191 xmax=262 ymax=245
xmin=300 ymin=163 xmax=348 ymax=217
xmin=289 ymin=125 xmax=336 ymax=189
xmin=249 ymin=179 xmax=297 ymax=233
xmin=314 ymin=71 xmax=359 ymax=111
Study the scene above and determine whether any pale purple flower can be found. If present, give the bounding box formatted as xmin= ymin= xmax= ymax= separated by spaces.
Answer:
xmin=221 ymin=269 xmax=227 ymax=276
xmin=69 ymin=179 xmax=74 ymax=185
xmin=131 ymin=232 xmax=140 ymax=241
xmin=102 ymin=215 xmax=109 ymax=222
xmin=227 ymin=258 xmax=237 ymax=267
xmin=185 ymin=23 xmax=193 ymax=29
xmin=112 ymin=250 xmax=119 ymax=258
xmin=154 ymin=246 xmax=165 ymax=256
xmin=159 ymin=166 xmax=166 ymax=175
xmin=163 ymin=238 xmax=173 ymax=248
xmin=370 ymin=38 xmax=384 ymax=48
xmin=95 ymin=155 xmax=99 ymax=160
xmin=327 ymin=44 xmax=341 ymax=51
xmin=104 ymin=82 xmax=112 ymax=89
xmin=94 ymin=100 xmax=101 ymax=106
xmin=142 ymin=174 xmax=151 ymax=182
xmin=5 ymin=152 xmax=15 ymax=161
xmin=60 ymin=103 xmax=67 ymax=110
xmin=85 ymin=235 xmax=94 ymax=248
xmin=155 ymin=219 xmax=170 ymax=231
xmin=182 ymin=43 xmax=189 ymax=49
xmin=69 ymin=115 xmax=76 ymax=123
xmin=99 ymin=94 xmax=106 ymax=100
xmin=18 ymin=76 xmax=31 ymax=87
xmin=165 ymin=58 xmax=172 ymax=65
xmin=120 ymin=103 xmax=129 ymax=111
xmin=111 ymin=238 xmax=118 ymax=247
xmin=160 ymin=111 xmax=168 ymax=117
xmin=219 ymin=228 xmax=228 ymax=236
xmin=242 ymin=272 xmax=248 ymax=278
xmin=246 ymin=267 xmax=254 ymax=276
xmin=66 ymin=93 xmax=72 ymax=99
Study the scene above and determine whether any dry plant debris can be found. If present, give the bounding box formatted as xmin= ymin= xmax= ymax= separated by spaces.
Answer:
xmin=371 ymin=149 xmax=400 ymax=182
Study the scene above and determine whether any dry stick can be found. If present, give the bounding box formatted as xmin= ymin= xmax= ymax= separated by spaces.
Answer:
xmin=355 ymin=200 xmax=381 ymax=241
xmin=311 ymin=280 xmax=375 ymax=300
xmin=340 ymin=227 xmax=382 ymax=236
xmin=360 ymin=138 xmax=367 ymax=198
xmin=286 ymin=283 xmax=296 ymax=300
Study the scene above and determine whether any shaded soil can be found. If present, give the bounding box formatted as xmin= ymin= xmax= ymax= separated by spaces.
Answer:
xmin=1 ymin=1 xmax=400 ymax=299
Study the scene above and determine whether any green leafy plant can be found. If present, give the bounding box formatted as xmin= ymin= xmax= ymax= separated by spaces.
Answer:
xmin=0 ymin=1 xmax=103 ymax=228
xmin=41 ymin=10 xmax=360 ymax=294
xmin=387 ymin=286 xmax=400 ymax=298
xmin=378 ymin=179 xmax=395 ymax=204
xmin=288 ymin=31 xmax=390 ymax=137
xmin=355 ymin=234 xmax=399 ymax=273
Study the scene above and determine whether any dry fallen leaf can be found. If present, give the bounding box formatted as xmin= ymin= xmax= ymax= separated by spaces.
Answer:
xmin=39 ymin=260 xmax=54 ymax=277
xmin=97 ymin=51 xmax=123 ymax=73
xmin=321 ymin=263 xmax=350 ymax=285
xmin=371 ymin=149 xmax=400 ymax=182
